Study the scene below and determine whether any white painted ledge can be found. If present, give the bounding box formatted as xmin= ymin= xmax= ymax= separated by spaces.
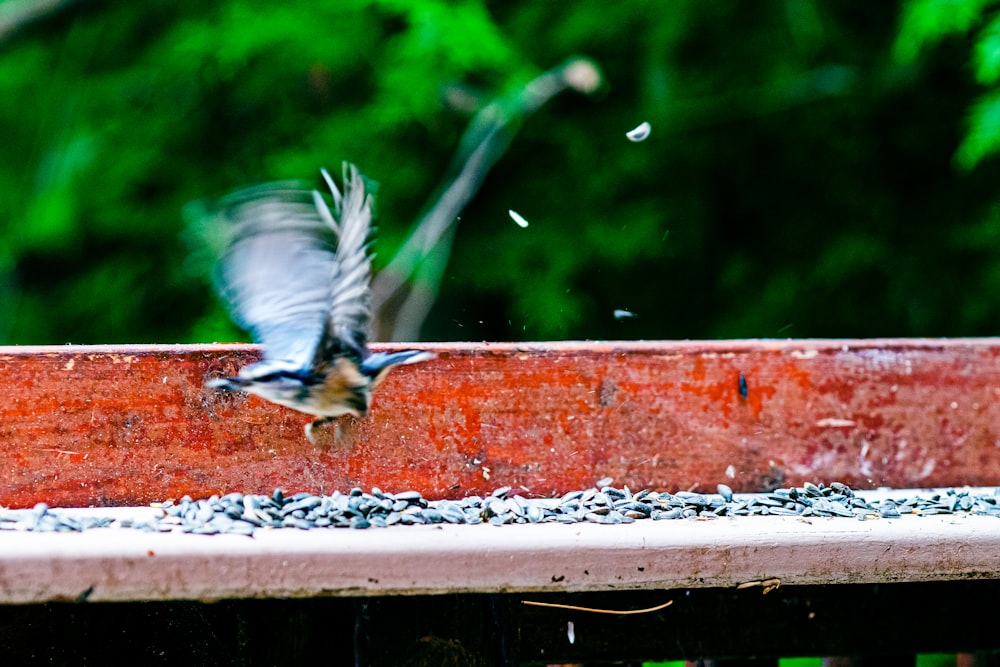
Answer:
xmin=1 ymin=509 xmax=999 ymax=603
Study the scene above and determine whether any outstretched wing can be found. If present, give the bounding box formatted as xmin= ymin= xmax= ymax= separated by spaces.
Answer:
xmin=209 ymin=164 xmax=374 ymax=371
xmin=315 ymin=164 xmax=375 ymax=359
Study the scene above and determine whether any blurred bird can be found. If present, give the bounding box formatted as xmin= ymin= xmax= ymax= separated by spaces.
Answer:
xmin=204 ymin=163 xmax=433 ymax=441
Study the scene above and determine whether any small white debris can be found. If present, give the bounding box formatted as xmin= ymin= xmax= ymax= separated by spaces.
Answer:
xmin=508 ymin=209 xmax=529 ymax=228
xmin=613 ymin=309 xmax=638 ymax=320
xmin=626 ymin=121 xmax=651 ymax=142
xmin=567 ymin=620 xmax=575 ymax=644
xmin=815 ymin=418 xmax=856 ymax=428
xmin=725 ymin=464 xmax=736 ymax=479
xmin=482 ymin=466 xmax=491 ymax=481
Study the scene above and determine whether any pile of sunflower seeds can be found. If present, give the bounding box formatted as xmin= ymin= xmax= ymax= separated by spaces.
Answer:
xmin=0 ymin=503 xmax=116 ymax=533
xmin=2 ymin=481 xmax=999 ymax=535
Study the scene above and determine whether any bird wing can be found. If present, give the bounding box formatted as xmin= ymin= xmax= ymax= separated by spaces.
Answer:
xmin=210 ymin=164 xmax=373 ymax=371
xmin=315 ymin=163 xmax=375 ymax=359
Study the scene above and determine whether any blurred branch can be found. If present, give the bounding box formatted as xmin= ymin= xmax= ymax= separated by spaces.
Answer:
xmin=0 ymin=0 xmax=79 ymax=46
xmin=370 ymin=57 xmax=603 ymax=341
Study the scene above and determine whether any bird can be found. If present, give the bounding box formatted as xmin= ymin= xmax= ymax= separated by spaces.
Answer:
xmin=204 ymin=162 xmax=433 ymax=442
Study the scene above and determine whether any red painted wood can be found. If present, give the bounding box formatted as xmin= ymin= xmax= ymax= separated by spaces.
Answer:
xmin=2 ymin=340 xmax=1000 ymax=508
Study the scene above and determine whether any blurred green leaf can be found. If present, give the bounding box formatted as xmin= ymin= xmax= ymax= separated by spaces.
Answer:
xmin=956 ymin=87 xmax=1000 ymax=168
xmin=972 ymin=13 xmax=1000 ymax=84
xmin=893 ymin=0 xmax=990 ymax=62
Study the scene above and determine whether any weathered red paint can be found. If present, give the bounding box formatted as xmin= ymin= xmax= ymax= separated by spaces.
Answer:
xmin=2 ymin=340 xmax=1000 ymax=508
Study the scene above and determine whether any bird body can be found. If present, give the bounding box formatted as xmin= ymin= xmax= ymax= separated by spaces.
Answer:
xmin=205 ymin=163 xmax=432 ymax=439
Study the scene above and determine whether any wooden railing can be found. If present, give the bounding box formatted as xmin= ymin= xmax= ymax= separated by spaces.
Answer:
xmin=5 ymin=339 xmax=1000 ymax=506
xmin=1 ymin=340 xmax=999 ymax=665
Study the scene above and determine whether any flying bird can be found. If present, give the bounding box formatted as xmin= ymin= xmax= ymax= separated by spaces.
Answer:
xmin=205 ymin=163 xmax=433 ymax=441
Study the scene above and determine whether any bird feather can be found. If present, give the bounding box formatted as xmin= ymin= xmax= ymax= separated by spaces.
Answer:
xmin=210 ymin=163 xmax=375 ymax=372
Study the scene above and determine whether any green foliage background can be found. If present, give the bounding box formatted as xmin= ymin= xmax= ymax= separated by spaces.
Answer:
xmin=3 ymin=0 xmax=1000 ymax=344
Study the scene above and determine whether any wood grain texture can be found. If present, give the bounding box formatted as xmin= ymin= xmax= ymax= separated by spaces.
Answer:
xmin=3 ymin=339 xmax=1000 ymax=508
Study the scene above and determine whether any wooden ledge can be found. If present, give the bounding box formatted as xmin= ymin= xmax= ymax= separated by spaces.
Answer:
xmin=3 ymin=339 xmax=1000 ymax=507
xmin=0 ymin=507 xmax=998 ymax=603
